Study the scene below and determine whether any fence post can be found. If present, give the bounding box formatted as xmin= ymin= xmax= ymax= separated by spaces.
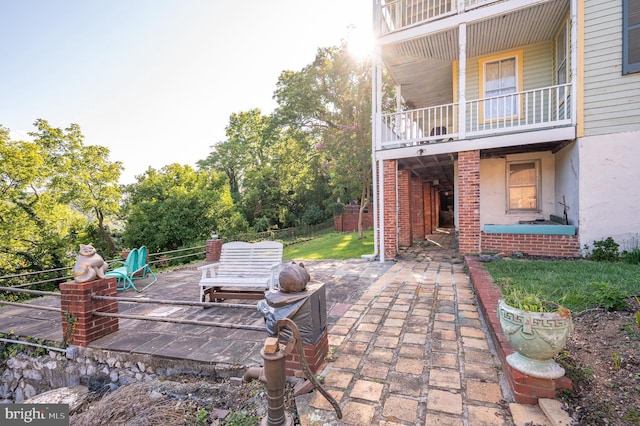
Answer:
xmin=59 ymin=277 xmax=119 ymax=346
xmin=206 ymin=239 xmax=224 ymax=262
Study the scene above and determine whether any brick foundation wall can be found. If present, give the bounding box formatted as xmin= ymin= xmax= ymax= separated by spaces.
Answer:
xmin=285 ymin=328 xmax=328 ymax=377
xmin=465 ymin=256 xmax=573 ymax=403
xmin=205 ymin=239 xmax=224 ymax=262
xmin=481 ymin=233 xmax=581 ymax=258
xmin=59 ymin=277 xmax=119 ymax=346
xmin=458 ymin=151 xmax=480 ymax=254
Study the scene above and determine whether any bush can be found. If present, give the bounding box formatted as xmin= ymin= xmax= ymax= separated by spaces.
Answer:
xmin=585 ymin=237 xmax=620 ymax=262
xmin=590 ymin=281 xmax=628 ymax=311
xmin=622 ymin=235 xmax=640 ymax=265
xmin=300 ymin=204 xmax=327 ymax=226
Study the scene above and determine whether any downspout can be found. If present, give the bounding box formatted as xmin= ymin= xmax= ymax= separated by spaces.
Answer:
xmin=395 ymin=160 xmax=399 ymax=251
xmin=458 ymin=23 xmax=467 ymax=140
xmin=373 ymin=4 xmax=385 ymax=262
xmin=371 ymin=0 xmax=380 ymax=259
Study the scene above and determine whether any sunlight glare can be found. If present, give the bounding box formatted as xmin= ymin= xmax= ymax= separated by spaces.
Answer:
xmin=345 ymin=24 xmax=374 ymax=61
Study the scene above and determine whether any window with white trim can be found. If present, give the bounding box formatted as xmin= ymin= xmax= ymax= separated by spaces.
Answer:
xmin=479 ymin=52 xmax=522 ymax=121
xmin=555 ymin=20 xmax=569 ymax=92
xmin=623 ymin=0 xmax=640 ymax=75
xmin=507 ymin=160 xmax=540 ymax=211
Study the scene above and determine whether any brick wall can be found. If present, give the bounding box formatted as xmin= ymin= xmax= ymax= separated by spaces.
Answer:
xmin=334 ymin=208 xmax=374 ymax=232
xmin=411 ymin=175 xmax=425 ymax=240
xmin=383 ymin=160 xmax=398 ymax=259
xmin=398 ymin=168 xmax=412 ymax=247
xmin=458 ymin=150 xmax=480 ymax=254
xmin=59 ymin=278 xmax=119 ymax=346
xmin=285 ymin=329 xmax=328 ymax=377
xmin=423 ymin=182 xmax=433 ymax=234
xmin=481 ymin=233 xmax=581 ymax=258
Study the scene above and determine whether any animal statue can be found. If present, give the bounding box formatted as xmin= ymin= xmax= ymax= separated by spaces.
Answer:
xmin=73 ymin=244 xmax=109 ymax=283
xmin=278 ymin=262 xmax=310 ymax=293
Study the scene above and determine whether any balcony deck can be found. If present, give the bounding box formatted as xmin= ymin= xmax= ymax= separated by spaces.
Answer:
xmin=380 ymin=83 xmax=573 ymax=150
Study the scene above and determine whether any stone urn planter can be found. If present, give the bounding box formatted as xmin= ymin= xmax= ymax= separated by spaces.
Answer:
xmin=498 ymin=298 xmax=573 ymax=379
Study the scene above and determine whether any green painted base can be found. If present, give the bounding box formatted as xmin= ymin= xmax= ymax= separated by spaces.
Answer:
xmin=506 ymin=351 xmax=566 ymax=379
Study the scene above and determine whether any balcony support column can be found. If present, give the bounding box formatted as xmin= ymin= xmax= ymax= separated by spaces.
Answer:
xmin=570 ymin=0 xmax=578 ymax=127
xmin=458 ymin=23 xmax=467 ymax=139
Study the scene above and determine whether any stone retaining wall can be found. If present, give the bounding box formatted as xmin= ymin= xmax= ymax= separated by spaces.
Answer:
xmin=0 ymin=347 xmax=243 ymax=404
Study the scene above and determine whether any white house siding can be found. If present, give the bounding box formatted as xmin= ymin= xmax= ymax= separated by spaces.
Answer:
xmin=583 ymin=0 xmax=640 ymax=135
xmin=578 ymin=132 xmax=640 ymax=250
xmin=554 ymin=141 xmax=579 ymax=227
xmin=463 ymin=41 xmax=553 ymax=100
xmin=479 ymin=151 xmax=556 ymax=226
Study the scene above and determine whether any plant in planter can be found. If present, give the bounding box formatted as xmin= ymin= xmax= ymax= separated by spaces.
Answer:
xmin=498 ymin=289 xmax=573 ymax=379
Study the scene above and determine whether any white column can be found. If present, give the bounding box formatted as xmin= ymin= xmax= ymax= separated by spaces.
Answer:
xmin=458 ymin=23 xmax=467 ymax=139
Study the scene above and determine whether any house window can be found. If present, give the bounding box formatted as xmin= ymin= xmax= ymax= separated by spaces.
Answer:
xmin=479 ymin=51 xmax=523 ymax=121
xmin=507 ymin=160 xmax=540 ymax=211
xmin=623 ymin=0 xmax=640 ymax=75
xmin=555 ymin=20 xmax=569 ymax=94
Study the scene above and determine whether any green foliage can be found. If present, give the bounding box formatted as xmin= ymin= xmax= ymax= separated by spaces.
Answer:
xmin=590 ymin=281 xmax=629 ymax=311
xmin=585 ymin=237 xmax=620 ymax=262
xmin=252 ymin=216 xmax=272 ymax=233
xmin=0 ymin=332 xmax=53 ymax=360
xmin=284 ymin=230 xmax=374 ymax=260
xmin=485 ymin=259 xmax=640 ymax=312
xmin=622 ymin=235 xmax=640 ymax=265
xmin=0 ymin=121 xmax=122 ymax=277
xmin=622 ymin=408 xmax=640 ymax=422
xmin=222 ymin=410 xmax=260 ymax=426
xmin=500 ymin=287 xmax=563 ymax=313
xmin=122 ymin=164 xmax=248 ymax=253
xmin=300 ymin=204 xmax=328 ymax=226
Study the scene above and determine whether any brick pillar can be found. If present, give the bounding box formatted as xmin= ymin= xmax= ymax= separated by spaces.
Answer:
xmin=206 ymin=239 xmax=224 ymax=261
xmin=285 ymin=329 xmax=328 ymax=377
xmin=397 ymin=168 xmax=412 ymax=247
xmin=383 ymin=160 xmax=398 ymax=259
xmin=458 ymin=150 xmax=481 ymax=254
xmin=411 ymin=175 xmax=425 ymax=240
xmin=59 ymin=277 xmax=119 ymax=346
xmin=423 ymin=182 xmax=433 ymax=234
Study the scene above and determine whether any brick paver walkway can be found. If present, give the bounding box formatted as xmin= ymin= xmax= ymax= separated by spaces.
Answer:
xmin=296 ymin=230 xmax=513 ymax=425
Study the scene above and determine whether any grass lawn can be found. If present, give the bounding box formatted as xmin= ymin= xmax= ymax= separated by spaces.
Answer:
xmin=283 ymin=230 xmax=374 ymax=260
xmin=485 ymin=259 xmax=640 ymax=313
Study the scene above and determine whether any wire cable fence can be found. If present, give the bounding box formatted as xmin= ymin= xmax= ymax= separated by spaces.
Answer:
xmin=0 ymin=220 xmax=335 ymax=293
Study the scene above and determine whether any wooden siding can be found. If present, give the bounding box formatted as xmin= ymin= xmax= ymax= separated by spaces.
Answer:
xmin=583 ymin=0 xmax=640 ymax=135
xmin=463 ymin=41 xmax=553 ymax=100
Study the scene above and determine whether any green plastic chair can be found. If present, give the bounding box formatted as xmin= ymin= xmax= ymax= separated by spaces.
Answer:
xmin=106 ymin=248 xmax=139 ymax=290
xmin=132 ymin=246 xmax=157 ymax=291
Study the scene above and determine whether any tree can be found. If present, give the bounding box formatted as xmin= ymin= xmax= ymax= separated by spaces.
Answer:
xmin=198 ymin=110 xmax=329 ymax=229
xmin=273 ymin=43 xmax=394 ymax=237
xmin=0 ymin=120 xmax=122 ymax=275
xmin=122 ymin=164 xmax=248 ymax=252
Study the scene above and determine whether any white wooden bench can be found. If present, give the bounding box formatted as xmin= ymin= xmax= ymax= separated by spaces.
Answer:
xmin=197 ymin=241 xmax=283 ymax=302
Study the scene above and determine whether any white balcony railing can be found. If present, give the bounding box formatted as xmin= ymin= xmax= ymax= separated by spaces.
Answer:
xmin=379 ymin=0 xmax=502 ymax=34
xmin=382 ymin=103 xmax=459 ymax=146
xmin=466 ymin=84 xmax=572 ymax=135
xmin=380 ymin=84 xmax=572 ymax=148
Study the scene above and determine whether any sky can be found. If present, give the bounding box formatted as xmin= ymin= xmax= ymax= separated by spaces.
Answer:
xmin=1 ymin=0 xmax=373 ymax=183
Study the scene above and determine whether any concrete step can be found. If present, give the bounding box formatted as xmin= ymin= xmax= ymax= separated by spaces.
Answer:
xmin=510 ymin=399 xmax=573 ymax=426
